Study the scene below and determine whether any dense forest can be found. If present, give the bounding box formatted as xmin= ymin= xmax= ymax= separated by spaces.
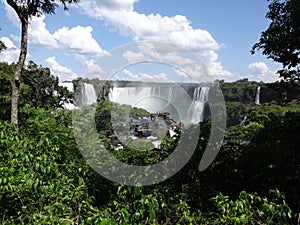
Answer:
xmin=1 ymin=61 xmax=300 ymax=224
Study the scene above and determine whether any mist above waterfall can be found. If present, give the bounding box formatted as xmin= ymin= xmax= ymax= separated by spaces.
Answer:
xmin=107 ymin=85 xmax=211 ymax=125
xmin=108 ymin=86 xmax=173 ymax=113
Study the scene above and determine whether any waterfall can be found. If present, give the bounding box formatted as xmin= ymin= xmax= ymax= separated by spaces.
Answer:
xmin=59 ymin=82 xmax=74 ymax=92
xmin=150 ymin=86 xmax=173 ymax=106
xmin=81 ymin=83 xmax=97 ymax=105
xmin=167 ymin=87 xmax=173 ymax=105
xmin=240 ymin=115 xmax=247 ymax=126
xmin=255 ymin=86 xmax=261 ymax=105
xmin=188 ymin=87 xmax=210 ymax=124
xmin=58 ymin=82 xmax=78 ymax=110
xmin=108 ymin=86 xmax=176 ymax=113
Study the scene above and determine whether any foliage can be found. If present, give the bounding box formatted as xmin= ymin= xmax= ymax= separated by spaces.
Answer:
xmin=220 ymin=80 xmax=259 ymax=103
xmin=0 ymin=110 xmax=103 ymax=224
xmin=6 ymin=0 xmax=79 ymax=125
xmin=21 ymin=61 xmax=73 ymax=109
xmin=252 ymin=0 xmax=300 ymax=81
xmin=237 ymin=111 xmax=300 ymax=211
xmin=0 ymin=62 xmax=73 ymax=121
xmin=6 ymin=0 xmax=79 ymax=19
xmin=210 ymin=189 xmax=292 ymax=224
xmin=0 ymin=29 xmax=6 ymax=52
xmin=100 ymin=185 xmax=202 ymax=225
xmin=0 ymin=63 xmax=13 ymax=121
xmin=1 ymin=76 xmax=300 ymax=223
xmin=130 ymin=107 xmax=149 ymax=118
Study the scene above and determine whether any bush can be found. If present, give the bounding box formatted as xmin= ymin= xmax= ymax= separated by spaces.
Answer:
xmin=209 ymin=189 xmax=292 ymax=224
xmin=0 ymin=111 xmax=103 ymax=224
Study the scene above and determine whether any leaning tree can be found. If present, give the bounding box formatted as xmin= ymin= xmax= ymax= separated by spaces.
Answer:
xmin=252 ymin=0 xmax=300 ymax=82
xmin=6 ymin=0 xmax=78 ymax=126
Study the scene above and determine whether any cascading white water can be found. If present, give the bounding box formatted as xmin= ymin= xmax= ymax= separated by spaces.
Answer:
xmin=58 ymin=82 xmax=78 ymax=110
xmin=255 ymin=86 xmax=261 ymax=105
xmin=81 ymin=83 xmax=97 ymax=105
xmin=59 ymin=82 xmax=74 ymax=92
xmin=240 ymin=115 xmax=247 ymax=126
xmin=188 ymin=87 xmax=210 ymax=124
xmin=108 ymin=86 xmax=176 ymax=114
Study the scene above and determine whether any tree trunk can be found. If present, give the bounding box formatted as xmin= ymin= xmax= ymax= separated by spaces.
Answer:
xmin=11 ymin=18 xmax=28 ymax=126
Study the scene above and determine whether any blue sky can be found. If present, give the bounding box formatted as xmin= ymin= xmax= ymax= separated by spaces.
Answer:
xmin=0 ymin=0 xmax=281 ymax=82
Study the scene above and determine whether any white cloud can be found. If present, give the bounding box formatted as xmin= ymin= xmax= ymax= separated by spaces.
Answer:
xmin=45 ymin=56 xmax=78 ymax=81
xmin=136 ymin=42 xmax=195 ymax=65
xmin=0 ymin=37 xmax=19 ymax=63
xmin=76 ymin=0 xmax=232 ymax=80
xmin=84 ymin=59 xmax=104 ymax=75
xmin=123 ymin=50 xmax=148 ymax=63
xmin=73 ymin=54 xmax=104 ymax=77
xmin=120 ymin=69 xmax=169 ymax=82
xmin=78 ymin=1 xmax=222 ymax=52
xmin=0 ymin=36 xmax=16 ymax=49
xmin=91 ymin=0 xmax=139 ymax=10
xmin=123 ymin=68 xmax=139 ymax=79
xmin=2 ymin=0 xmax=20 ymax=27
xmin=174 ymin=68 xmax=188 ymax=78
xmin=248 ymin=61 xmax=278 ymax=82
xmin=53 ymin=26 xmax=107 ymax=56
xmin=140 ymin=72 xmax=169 ymax=82
xmin=10 ymin=34 xmax=20 ymax=42
xmin=29 ymin=15 xmax=59 ymax=48
xmin=2 ymin=1 xmax=106 ymax=57
xmin=248 ymin=62 xmax=273 ymax=74
xmin=2 ymin=1 xmax=58 ymax=49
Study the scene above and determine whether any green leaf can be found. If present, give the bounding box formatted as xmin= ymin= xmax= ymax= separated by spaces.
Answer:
xmin=100 ymin=219 xmax=107 ymax=225
xmin=150 ymin=208 xmax=156 ymax=220
xmin=134 ymin=186 xmax=142 ymax=197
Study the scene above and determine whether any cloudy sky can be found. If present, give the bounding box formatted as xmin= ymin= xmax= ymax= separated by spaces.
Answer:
xmin=0 ymin=0 xmax=281 ymax=82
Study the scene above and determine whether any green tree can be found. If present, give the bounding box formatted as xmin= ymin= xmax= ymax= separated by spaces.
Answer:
xmin=251 ymin=0 xmax=300 ymax=82
xmin=0 ymin=40 xmax=6 ymax=52
xmin=0 ymin=28 xmax=6 ymax=52
xmin=0 ymin=41 xmax=6 ymax=52
xmin=21 ymin=60 xmax=73 ymax=109
xmin=0 ymin=61 xmax=73 ymax=121
xmin=6 ymin=0 xmax=78 ymax=126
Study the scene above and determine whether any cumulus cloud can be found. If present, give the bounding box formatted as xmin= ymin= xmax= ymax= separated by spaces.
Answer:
xmin=76 ymin=0 xmax=232 ymax=80
xmin=0 ymin=37 xmax=19 ymax=63
xmin=174 ymin=68 xmax=188 ymax=78
xmin=45 ymin=56 xmax=78 ymax=81
xmin=73 ymin=54 xmax=104 ymax=78
xmin=53 ymin=26 xmax=107 ymax=55
xmin=123 ymin=68 xmax=139 ymax=79
xmin=248 ymin=62 xmax=278 ymax=82
xmin=2 ymin=1 xmax=106 ymax=57
xmin=120 ymin=68 xmax=168 ymax=82
xmin=249 ymin=62 xmax=273 ymax=74
xmin=136 ymin=42 xmax=195 ymax=65
xmin=29 ymin=15 xmax=59 ymax=48
xmin=2 ymin=0 xmax=20 ymax=27
xmin=91 ymin=0 xmax=139 ymax=10
xmin=123 ymin=50 xmax=148 ymax=63
xmin=140 ymin=72 xmax=169 ymax=82
xmin=78 ymin=1 xmax=221 ymax=52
